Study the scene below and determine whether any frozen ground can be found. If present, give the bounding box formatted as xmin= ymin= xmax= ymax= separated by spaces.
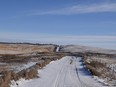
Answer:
xmin=11 ymin=56 xmax=109 ymax=87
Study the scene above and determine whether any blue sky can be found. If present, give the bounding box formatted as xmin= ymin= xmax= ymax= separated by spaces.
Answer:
xmin=0 ymin=0 xmax=116 ymax=49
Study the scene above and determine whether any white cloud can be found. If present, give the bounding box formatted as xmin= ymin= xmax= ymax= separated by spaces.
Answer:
xmin=31 ymin=3 xmax=116 ymax=15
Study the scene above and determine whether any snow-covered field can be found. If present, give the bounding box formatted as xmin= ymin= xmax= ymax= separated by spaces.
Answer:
xmin=60 ymin=45 xmax=116 ymax=54
xmin=11 ymin=56 xmax=109 ymax=87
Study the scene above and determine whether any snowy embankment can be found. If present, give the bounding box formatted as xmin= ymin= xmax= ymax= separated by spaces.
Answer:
xmin=11 ymin=56 xmax=109 ymax=87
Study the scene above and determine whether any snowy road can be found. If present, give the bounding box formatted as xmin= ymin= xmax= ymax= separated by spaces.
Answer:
xmin=11 ymin=56 xmax=106 ymax=87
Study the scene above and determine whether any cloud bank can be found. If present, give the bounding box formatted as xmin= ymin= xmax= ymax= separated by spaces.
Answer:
xmin=0 ymin=32 xmax=116 ymax=49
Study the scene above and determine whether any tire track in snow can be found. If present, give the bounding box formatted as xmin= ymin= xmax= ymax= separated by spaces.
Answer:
xmin=62 ymin=64 xmax=69 ymax=87
xmin=54 ymin=56 xmax=89 ymax=87
xmin=74 ymin=57 xmax=98 ymax=87
xmin=68 ymin=62 xmax=81 ymax=87
xmin=70 ymin=57 xmax=83 ymax=87
xmin=53 ymin=58 xmax=69 ymax=87
xmin=75 ymin=57 xmax=93 ymax=87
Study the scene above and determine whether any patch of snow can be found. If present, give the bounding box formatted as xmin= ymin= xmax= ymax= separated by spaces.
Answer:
xmin=49 ymin=61 xmax=55 ymax=64
xmin=0 ymin=62 xmax=7 ymax=65
xmin=11 ymin=62 xmax=37 ymax=73
xmin=0 ymin=74 xmax=3 ymax=77
xmin=56 ymin=46 xmax=60 ymax=52
xmin=93 ymin=76 xmax=110 ymax=86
